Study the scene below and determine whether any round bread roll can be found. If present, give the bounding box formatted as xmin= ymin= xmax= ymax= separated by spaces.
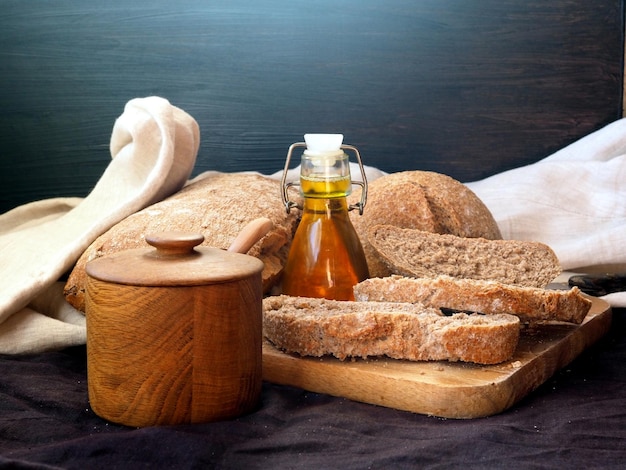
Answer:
xmin=349 ymin=170 xmax=502 ymax=277
xmin=64 ymin=172 xmax=299 ymax=312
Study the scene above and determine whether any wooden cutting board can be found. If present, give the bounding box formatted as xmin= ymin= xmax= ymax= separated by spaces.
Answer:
xmin=262 ymin=296 xmax=611 ymax=419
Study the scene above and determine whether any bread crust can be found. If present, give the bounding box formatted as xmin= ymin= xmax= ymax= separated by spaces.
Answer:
xmin=348 ymin=171 xmax=502 ymax=277
xmin=368 ymin=225 xmax=562 ymax=287
xmin=354 ymin=275 xmax=591 ymax=324
xmin=64 ymin=173 xmax=299 ymax=311
xmin=263 ymin=295 xmax=520 ymax=365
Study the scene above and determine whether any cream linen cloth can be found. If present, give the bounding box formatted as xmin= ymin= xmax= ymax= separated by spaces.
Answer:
xmin=0 ymin=97 xmax=200 ymax=354
xmin=467 ymin=118 xmax=626 ymax=307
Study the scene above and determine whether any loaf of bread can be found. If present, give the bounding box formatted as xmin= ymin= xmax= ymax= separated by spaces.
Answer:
xmin=263 ymin=295 xmax=520 ymax=365
xmin=64 ymin=172 xmax=299 ymax=311
xmin=348 ymin=171 xmax=502 ymax=277
xmin=368 ymin=224 xmax=562 ymax=287
xmin=354 ymin=275 xmax=591 ymax=324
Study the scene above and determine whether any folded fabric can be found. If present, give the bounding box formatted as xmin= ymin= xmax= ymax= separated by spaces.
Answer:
xmin=467 ymin=118 xmax=626 ymax=307
xmin=0 ymin=97 xmax=200 ymax=354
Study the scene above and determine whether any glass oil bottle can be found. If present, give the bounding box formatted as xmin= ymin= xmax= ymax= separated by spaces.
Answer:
xmin=280 ymin=134 xmax=369 ymax=300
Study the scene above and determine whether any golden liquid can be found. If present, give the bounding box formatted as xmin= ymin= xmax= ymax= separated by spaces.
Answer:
xmin=300 ymin=174 xmax=351 ymax=198
xmin=281 ymin=177 xmax=369 ymax=301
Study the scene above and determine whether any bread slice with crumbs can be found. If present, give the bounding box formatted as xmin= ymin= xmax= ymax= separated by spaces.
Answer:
xmin=368 ymin=224 xmax=562 ymax=288
xmin=263 ymin=295 xmax=520 ymax=365
xmin=354 ymin=275 xmax=592 ymax=324
xmin=347 ymin=170 xmax=502 ymax=278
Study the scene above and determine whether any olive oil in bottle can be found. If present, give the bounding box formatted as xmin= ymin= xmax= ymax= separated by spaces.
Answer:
xmin=281 ymin=134 xmax=369 ymax=300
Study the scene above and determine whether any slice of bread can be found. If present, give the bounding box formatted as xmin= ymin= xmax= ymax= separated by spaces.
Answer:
xmin=263 ymin=295 xmax=520 ymax=365
xmin=348 ymin=171 xmax=502 ymax=277
xmin=354 ymin=275 xmax=592 ymax=324
xmin=368 ymin=225 xmax=562 ymax=287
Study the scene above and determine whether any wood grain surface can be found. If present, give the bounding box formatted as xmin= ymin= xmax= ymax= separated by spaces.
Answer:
xmin=262 ymin=296 xmax=612 ymax=419
xmin=0 ymin=1 xmax=623 ymax=213
xmin=86 ymin=273 xmax=263 ymax=427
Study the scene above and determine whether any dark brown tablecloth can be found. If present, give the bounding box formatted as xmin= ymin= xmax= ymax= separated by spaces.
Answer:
xmin=1 ymin=310 xmax=625 ymax=469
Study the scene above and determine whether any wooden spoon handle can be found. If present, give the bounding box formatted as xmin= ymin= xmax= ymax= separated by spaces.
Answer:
xmin=227 ymin=217 xmax=274 ymax=254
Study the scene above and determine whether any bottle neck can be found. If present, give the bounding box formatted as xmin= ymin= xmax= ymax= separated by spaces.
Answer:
xmin=300 ymin=172 xmax=351 ymax=196
xmin=299 ymin=172 xmax=351 ymax=214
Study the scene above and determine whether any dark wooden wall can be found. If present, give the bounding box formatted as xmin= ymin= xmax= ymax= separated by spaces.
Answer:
xmin=0 ymin=0 xmax=623 ymax=214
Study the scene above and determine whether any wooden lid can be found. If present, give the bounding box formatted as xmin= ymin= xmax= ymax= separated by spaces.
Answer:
xmin=85 ymin=231 xmax=265 ymax=287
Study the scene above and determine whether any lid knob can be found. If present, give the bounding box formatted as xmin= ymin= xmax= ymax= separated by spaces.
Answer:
xmin=145 ymin=232 xmax=204 ymax=257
